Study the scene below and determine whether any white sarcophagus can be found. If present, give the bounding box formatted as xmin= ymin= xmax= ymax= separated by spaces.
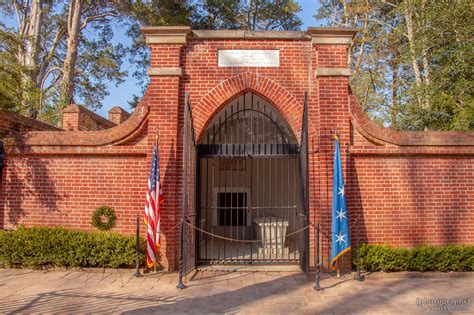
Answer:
xmin=253 ymin=216 xmax=289 ymax=255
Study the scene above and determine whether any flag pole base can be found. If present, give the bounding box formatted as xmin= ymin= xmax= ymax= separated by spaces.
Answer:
xmin=133 ymin=270 xmax=141 ymax=277
xmin=354 ymin=274 xmax=365 ymax=281
xmin=313 ymin=283 xmax=323 ymax=291
xmin=176 ymin=282 xmax=186 ymax=290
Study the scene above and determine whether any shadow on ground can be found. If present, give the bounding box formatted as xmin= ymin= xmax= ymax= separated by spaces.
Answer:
xmin=1 ymin=270 xmax=472 ymax=314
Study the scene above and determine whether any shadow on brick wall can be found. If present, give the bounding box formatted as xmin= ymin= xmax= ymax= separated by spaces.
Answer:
xmin=347 ymin=155 xmax=367 ymax=271
xmin=1 ymin=133 xmax=64 ymax=229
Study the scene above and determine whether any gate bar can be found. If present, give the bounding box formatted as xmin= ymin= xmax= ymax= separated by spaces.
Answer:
xmin=177 ymin=92 xmax=190 ymax=289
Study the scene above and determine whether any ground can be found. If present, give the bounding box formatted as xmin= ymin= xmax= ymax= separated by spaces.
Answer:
xmin=0 ymin=269 xmax=472 ymax=314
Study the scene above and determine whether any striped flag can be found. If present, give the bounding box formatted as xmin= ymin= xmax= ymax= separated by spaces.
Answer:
xmin=145 ymin=137 xmax=164 ymax=268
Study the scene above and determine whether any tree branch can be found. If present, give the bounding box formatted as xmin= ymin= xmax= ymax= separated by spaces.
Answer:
xmin=79 ymin=11 xmax=119 ymax=30
xmin=381 ymin=1 xmax=397 ymax=8
xmin=42 ymin=66 xmax=63 ymax=91
xmin=368 ymin=18 xmax=407 ymax=37
xmin=12 ymin=0 xmax=23 ymax=28
xmin=16 ymin=0 xmax=29 ymax=39
xmin=38 ymin=25 xmax=66 ymax=85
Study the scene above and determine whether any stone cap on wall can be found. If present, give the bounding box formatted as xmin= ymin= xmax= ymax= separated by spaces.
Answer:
xmin=141 ymin=26 xmax=359 ymax=44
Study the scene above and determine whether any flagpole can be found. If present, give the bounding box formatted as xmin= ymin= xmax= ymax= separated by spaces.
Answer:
xmin=154 ymin=132 xmax=159 ymax=274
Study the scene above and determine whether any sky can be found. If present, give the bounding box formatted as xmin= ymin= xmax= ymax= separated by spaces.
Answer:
xmin=95 ymin=0 xmax=323 ymax=117
xmin=1 ymin=1 xmax=323 ymax=118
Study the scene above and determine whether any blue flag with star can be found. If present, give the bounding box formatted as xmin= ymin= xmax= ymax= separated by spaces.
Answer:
xmin=330 ymin=136 xmax=351 ymax=270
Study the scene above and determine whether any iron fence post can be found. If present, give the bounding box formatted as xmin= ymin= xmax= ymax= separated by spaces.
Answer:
xmin=177 ymin=218 xmax=186 ymax=289
xmin=133 ymin=214 xmax=141 ymax=277
xmin=313 ymin=222 xmax=322 ymax=291
xmin=354 ymin=219 xmax=364 ymax=281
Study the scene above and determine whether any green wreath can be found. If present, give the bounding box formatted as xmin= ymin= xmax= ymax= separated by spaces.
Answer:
xmin=91 ymin=206 xmax=117 ymax=231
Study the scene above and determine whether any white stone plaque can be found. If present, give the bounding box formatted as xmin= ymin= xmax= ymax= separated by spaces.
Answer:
xmin=218 ymin=50 xmax=279 ymax=67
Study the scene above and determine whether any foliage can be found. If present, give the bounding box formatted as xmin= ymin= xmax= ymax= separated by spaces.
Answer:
xmin=191 ymin=0 xmax=302 ymax=31
xmin=353 ymin=244 xmax=474 ymax=272
xmin=91 ymin=206 xmax=117 ymax=231
xmin=124 ymin=0 xmax=192 ymax=108
xmin=0 ymin=26 xmax=39 ymax=113
xmin=0 ymin=226 xmax=145 ymax=268
xmin=0 ymin=1 xmax=132 ymax=124
xmin=1 ymin=0 xmax=304 ymax=115
xmin=316 ymin=0 xmax=474 ymax=131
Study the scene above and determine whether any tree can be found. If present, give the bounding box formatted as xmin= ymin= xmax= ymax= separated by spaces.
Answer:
xmin=1 ymin=1 xmax=129 ymax=124
xmin=124 ymin=0 xmax=192 ymax=108
xmin=1 ymin=0 xmax=304 ymax=121
xmin=316 ymin=0 xmax=473 ymax=131
xmin=192 ymin=0 xmax=302 ymax=31
xmin=0 ymin=25 xmax=38 ymax=112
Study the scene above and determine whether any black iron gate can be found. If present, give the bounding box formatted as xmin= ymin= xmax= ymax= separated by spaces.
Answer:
xmin=180 ymin=93 xmax=197 ymax=279
xmin=298 ymin=92 xmax=310 ymax=272
xmin=195 ymin=92 xmax=309 ymax=266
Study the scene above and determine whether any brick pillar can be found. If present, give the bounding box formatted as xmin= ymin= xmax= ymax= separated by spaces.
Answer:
xmin=108 ymin=106 xmax=131 ymax=125
xmin=307 ymin=27 xmax=357 ymax=272
xmin=62 ymin=104 xmax=116 ymax=131
xmin=142 ymin=26 xmax=191 ymax=271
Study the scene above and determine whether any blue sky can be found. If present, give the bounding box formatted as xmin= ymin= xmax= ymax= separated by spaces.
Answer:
xmin=96 ymin=0 xmax=322 ymax=117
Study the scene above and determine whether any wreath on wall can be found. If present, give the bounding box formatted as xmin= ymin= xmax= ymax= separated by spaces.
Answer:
xmin=91 ymin=206 xmax=117 ymax=231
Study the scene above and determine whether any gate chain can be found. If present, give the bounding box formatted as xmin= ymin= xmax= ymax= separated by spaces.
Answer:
xmin=184 ymin=220 xmax=311 ymax=243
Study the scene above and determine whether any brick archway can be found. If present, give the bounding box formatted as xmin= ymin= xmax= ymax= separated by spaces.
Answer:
xmin=192 ymin=72 xmax=305 ymax=143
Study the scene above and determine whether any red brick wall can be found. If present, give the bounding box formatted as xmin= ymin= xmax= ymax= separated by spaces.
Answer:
xmin=1 ymin=29 xmax=473 ymax=272
xmin=347 ymin=156 xmax=474 ymax=246
xmin=183 ymin=39 xmax=312 ymax=139
xmin=1 ymin=155 xmax=147 ymax=233
xmin=0 ymin=110 xmax=61 ymax=134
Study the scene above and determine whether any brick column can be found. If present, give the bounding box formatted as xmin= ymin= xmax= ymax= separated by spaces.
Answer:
xmin=307 ymin=27 xmax=357 ymax=272
xmin=142 ymin=26 xmax=191 ymax=270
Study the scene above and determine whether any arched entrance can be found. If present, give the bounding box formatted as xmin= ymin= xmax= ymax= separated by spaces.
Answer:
xmin=196 ymin=92 xmax=308 ymax=267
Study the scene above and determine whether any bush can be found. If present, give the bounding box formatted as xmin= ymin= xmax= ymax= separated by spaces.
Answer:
xmin=353 ymin=244 xmax=474 ymax=272
xmin=0 ymin=226 xmax=146 ymax=269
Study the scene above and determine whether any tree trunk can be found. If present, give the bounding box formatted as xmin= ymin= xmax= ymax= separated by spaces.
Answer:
xmin=59 ymin=0 xmax=83 ymax=107
xmin=25 ymin=0 xmax=43 ymax=82
xmin=15 ymin=0 xmax=43 ymax=118
xmin=404 ymin=6 xmax=422 ymax=86
xmin=252 ymin=1 xmax=257 ymax=30
xmin=390 ymin=59 xmax=399 ymax=126
xmin=353 ymin=3 xmax=369 ymax=75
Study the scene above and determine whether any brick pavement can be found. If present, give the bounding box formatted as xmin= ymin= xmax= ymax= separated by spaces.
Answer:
xmin=0 ymin=269 xmax=472 ymax=314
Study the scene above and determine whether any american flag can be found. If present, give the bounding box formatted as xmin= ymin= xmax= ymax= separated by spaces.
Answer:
xmin=145 ymin=138 xmax=164 ymax=268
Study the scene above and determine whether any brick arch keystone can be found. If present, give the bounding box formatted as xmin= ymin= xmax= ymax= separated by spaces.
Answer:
xmin=193 ymin=72 xmax=306 ymax=143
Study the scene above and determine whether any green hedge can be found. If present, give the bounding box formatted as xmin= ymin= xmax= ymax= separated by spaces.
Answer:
xmin=0 ymin=227 xmax=146 ymax=268
xmin=353 ymin=244 xmax=474 ymax=272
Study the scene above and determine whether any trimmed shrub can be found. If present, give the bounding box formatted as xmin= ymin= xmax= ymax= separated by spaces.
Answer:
xmin=353 ymin=244 xmax=474 ymax=272
xmin=0 ymin=226 xmax=146 ymax=268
